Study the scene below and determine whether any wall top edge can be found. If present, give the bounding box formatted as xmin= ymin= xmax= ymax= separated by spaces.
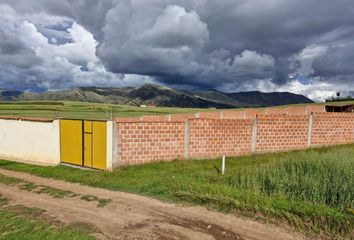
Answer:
xmin=0 ymin=116 xmax=54 ymax=123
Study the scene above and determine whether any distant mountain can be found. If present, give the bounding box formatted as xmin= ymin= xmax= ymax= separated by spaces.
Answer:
xmin=0 ymin=88 xmax=22 ymax=101
xmin=0 ymin=84 xmax=314 ymax=108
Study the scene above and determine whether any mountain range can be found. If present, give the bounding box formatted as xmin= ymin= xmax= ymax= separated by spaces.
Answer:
xmin=0 ymin=84 xmax=314 ymax=108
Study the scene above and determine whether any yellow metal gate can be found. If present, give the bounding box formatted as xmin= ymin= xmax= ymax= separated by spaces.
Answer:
xmin=60 ymin=120 xmax=106 ymax=170
xmin=60 ymin=120 xmax=83 ymax=166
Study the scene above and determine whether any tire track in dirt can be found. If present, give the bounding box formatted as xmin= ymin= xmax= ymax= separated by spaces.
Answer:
xmin=0 ymin=168 xmax=304 ymax=240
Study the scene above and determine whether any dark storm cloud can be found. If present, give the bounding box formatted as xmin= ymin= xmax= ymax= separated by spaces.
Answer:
xmin=1 ymin=0 xmax=354 ymax=100
xmin=313 ymin=40 xmax=354 ymax=77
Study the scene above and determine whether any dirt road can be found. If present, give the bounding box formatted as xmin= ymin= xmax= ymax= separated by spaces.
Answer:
xmin=0 ymin=168 xmax=304 ymax=240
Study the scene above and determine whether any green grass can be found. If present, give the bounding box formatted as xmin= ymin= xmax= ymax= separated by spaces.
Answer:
xmin=0 ymin=101 xmax=212 ymax=119
xmin=80 ymin=195 xmax=112 ymax=208
xmin=0 ymin=174 xmax=111 ymax=207
xmin=0 ymin=196 xmax=93 ymax=240
xmin=35 ymin=185 xmax=78 ymax=198
xmin=2 ymin=100 xmax=353 ymax=120
xmin=0 ymin=174 xmax=77 ymax=199
xmin=0 ymin=145 xmax=354 ymax=238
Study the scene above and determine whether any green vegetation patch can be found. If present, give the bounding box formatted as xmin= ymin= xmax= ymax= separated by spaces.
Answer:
xmin=0 ymin=174 xmax=22 ymax=185
xmin=0 ymin=195 xmax=94 ymax=240
xmin=0 ymin=174 xmax=110 ymax=207
xmin=80 ymin=195 xmax=112 ymax=208
xmin=0 ymin=144 xmax=354 ymax=238
xmin=35 ymin=185 xmax=78 ymax=198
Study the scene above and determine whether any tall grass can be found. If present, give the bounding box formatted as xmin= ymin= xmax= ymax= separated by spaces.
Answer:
xmin=218 ymin=149 xmax=354 ymax=209
xmin=0 ymin=144 xmax=353 ymax=238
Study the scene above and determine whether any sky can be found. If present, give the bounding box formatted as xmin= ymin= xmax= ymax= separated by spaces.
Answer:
xmin=0 ymin=0 xmax=354 ymax=101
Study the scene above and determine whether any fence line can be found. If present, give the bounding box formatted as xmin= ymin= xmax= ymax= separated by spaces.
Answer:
xmin=113 ymin=112 xmax=354 ymax=166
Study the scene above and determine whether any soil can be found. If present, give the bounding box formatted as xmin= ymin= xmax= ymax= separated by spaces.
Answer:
xmin=0 ymin=168 xmax=305 ymax=240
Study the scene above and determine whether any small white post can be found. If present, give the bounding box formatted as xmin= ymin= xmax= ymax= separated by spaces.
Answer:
xmin=222 ymin=155 xmax=226 ymax=175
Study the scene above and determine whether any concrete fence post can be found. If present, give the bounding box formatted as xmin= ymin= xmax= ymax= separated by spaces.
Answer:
xmin=307 ymin=114 xmax=313 ymax=147
xmin=112 ymin=121 xmax=119 ymax=169
xmin=106 ymin=120 xmax=113 ymax=171
xmin=220 ymin=111 xmax=224 ymax=119
xmin=251 ymin=117 xmax=258 ymax=153
xmin=184 ymin=121 xmax=190 ymax=159
xmin=305 ymin=105 xmax=309 ymax=115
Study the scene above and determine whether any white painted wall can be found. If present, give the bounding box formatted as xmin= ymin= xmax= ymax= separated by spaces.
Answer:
xmin=0 ymin=119 xmax=60 ymax=165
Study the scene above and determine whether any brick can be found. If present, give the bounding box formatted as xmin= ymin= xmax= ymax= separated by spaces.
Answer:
xmin=311 ymin=112 xmax=354 ymax=146
xmin=255 ymin=114 xmax=309 ymax=152
xmin=188 ymin=118 xmax=253 ymax=158
xmin=115 ymin=110 xmax=354 ymax=166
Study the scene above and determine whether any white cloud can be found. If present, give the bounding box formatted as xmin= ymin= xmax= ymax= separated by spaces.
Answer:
xmin=245 ymin=78 xmax=340 ymax=102
xmin=97 ymin=3 xmax=210 ymax=77
xmin=231 ymin=50 xmax=275 ymax=76
xmin=292 ymin=45 xmax=328 ymax=75
xmin=1 ymin=0 xmax=354 ymax=100
xmin=0 ymin=4 xmax=145 ymax=90
xmin=47 ymin=23 xmax=98 ymax=65
xmin=142 ymin=5 xmax=209 ymax=48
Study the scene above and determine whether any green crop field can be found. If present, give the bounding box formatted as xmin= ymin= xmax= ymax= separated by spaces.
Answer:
xmin=1 ymin=100 xmax=353 ymax=120
xmin=0 ymin=101 xmax=211 ymax=119
xmin=0 ymin=144 xmax=353 ymax=238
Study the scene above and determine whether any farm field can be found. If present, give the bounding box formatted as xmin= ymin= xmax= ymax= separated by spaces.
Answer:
xmin=0 ymin=100 xmax=354 ymax=120
xmin=0 ymin=101 xmax=212 ymax=119
xmin=0 ymin=144 xmax=353 ymax=239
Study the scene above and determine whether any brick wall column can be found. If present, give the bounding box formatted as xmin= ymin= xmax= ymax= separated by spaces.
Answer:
xmin=184 ymin=121 xmax=190 ymax=159
xmin=251 ymin=117 xmax=258 ymax=153
xmin=307 ymin=114 xmax=313 ymax=147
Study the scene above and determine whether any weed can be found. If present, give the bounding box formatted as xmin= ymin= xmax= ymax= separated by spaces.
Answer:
xmin=19 ymin=182 xmax=38 ymax=191
xmin=80 ymin=195 xmax=112 ymax=207
xmin=36 ymin=185 xmax=78 ymax=198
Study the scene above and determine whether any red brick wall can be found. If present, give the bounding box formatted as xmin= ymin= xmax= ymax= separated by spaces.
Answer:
xmin=117 ymin=122 xmax=185 ymax=165
xmin=199 ymin=111 xmax=222 ymax=119
xmin=115 ymin=117 xmax=142 ymax=123
xmin=189 ymin=118 xmax=253 ymax=158
xmin=286 ymin=106 xmax=306 ymax=115
xmin=311 ymin=113 xmax=354 ymax=146
xmin=265 ymin=108 xmax=286 ymax=114
xmin=305 ymin=105 xmax=325 ymax=114
xmin=170 ymin=113 xmax=195 ymax=122
xmin=256 ymin=114 xmax=309 ymax=152
xmin=140 ymin=115 xmax=169 ymax=122
xmin=244 ymin=109 xmax=266 ymax=119
xmin=223 ymin=110 xmax=245 ymax=119
xmin=114 ymin=106 xmax=354 ymax=166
